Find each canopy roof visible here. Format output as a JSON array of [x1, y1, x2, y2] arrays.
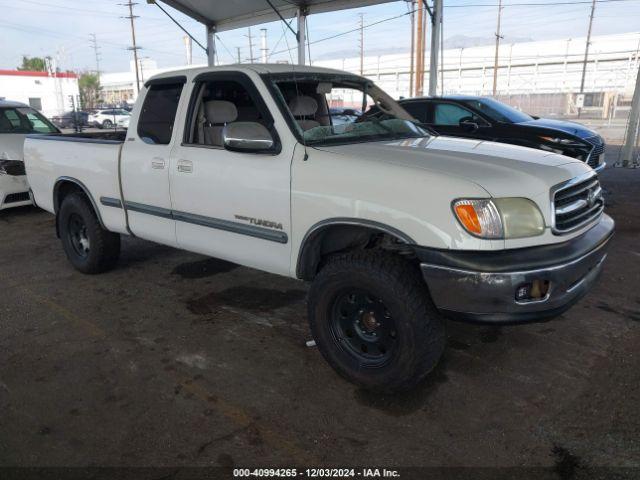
[[157, 0, 396, 31]]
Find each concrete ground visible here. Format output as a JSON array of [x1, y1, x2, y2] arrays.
[[1, 164, 639, 478]]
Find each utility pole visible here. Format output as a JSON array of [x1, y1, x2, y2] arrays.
[[122, 1, 141, 94], [358, 13, 364, 76], [621, 62, 640, 167], [492, 0, 503, 96], [578, 0, 596, 116], [89, 33, 101, 75], [246, 27, 255, 63], [236, 47, 242, 63]]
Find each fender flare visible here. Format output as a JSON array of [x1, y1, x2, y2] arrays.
[[296, 217, 416, 280], [53, 176, 107, 232]]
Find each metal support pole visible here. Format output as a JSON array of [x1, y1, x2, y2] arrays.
[[409, 1, 415, 98], [621, 62, 640, 167], [428, 0, 442, 96], [415, 0, 424, 96], [206, 24, 216, 67], [297, 8, 306, 65]]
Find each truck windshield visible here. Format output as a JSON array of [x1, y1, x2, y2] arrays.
[[267, 73, 429, 146], [0, 107, 58, 134]]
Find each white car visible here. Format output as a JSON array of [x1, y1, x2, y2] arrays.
[[0, 100, 59, 210], [88, 109, 130, 129], [116, 116, 130, 129], [24, 65, 613, 391]]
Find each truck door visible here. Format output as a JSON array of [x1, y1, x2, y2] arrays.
[[120, 78, 186, 246], [169, 72, 292, 276]]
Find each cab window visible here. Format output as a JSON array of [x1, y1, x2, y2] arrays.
[[137, 82, 184, 145], [185, 74, 274, 149]]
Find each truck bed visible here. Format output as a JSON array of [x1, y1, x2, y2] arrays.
[[23, 131, 129, 235]]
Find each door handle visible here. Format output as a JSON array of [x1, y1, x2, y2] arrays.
[[151, 157, 165, 169], [177, 159, 193, 173]]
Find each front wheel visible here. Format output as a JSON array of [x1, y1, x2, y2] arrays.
[[102, 119, 113, 129], [58, 193, 120, 274], [308, 251, 446, 392]]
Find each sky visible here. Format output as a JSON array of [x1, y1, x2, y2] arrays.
[[0, 0, 639, 74]]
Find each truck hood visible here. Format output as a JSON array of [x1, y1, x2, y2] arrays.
[[315, 135, 591, 197], [0, 134, 27, 161], [516, 118, 598, 139]]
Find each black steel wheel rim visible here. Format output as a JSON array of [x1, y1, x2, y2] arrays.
[[330, 289, 397, 366], [68, 213, 90, 258]]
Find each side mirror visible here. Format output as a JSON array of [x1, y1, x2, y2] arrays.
[[222, 122, 275, 153], [459, 119, 479, 131]]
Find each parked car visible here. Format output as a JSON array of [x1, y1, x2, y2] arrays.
[[368, 96, 606, 171], [88, 109, 131, 129], [24, 65, 613, 392], [51, 110, 90, 129], [329, 107, 361, 125], [116, 116, 130, 129], [0, 100, 59, 210]]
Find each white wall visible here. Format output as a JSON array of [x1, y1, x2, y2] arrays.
[[0, 73, 80, 118]]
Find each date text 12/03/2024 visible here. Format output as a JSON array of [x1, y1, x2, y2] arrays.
[[233, 468, 401, 478]]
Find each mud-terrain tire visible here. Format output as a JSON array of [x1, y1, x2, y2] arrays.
[[308, 251, 446, 392], [58, 192, 120, 274]]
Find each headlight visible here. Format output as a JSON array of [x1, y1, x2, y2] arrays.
[[539, 136, 584, 147], [453, 198, 545, 239]]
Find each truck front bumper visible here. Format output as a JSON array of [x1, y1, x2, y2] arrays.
[[418, 214, 614, 324]]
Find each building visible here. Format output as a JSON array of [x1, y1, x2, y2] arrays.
[[100, 59, 180, 105], [0, 69, 80, 118], [314, 32, 640, 119], [99, 32, 639, 119]]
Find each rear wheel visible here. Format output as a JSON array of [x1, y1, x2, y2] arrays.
[[308, 251, 446, 392], [102, 119, 113, 129], [58, 193, 120, 274]]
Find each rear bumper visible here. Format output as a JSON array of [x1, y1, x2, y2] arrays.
[[418, 214, 614, 324]]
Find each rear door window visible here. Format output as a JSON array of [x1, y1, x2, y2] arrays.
[[137, 82, 184, 145]]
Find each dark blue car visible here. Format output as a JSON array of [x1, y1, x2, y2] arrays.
[[384, 96, 605, 172]]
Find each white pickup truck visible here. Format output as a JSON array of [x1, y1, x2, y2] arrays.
[[24, 65, 614, 392]]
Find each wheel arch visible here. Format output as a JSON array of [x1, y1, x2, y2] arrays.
[[53, 177, 106, 236], [296, 218, 416, 281]]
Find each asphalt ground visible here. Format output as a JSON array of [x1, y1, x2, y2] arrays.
[[0, 157, 638, 480]]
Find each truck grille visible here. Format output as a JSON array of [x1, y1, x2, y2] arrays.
[[552, 174, 603, 234], [584, 135, 605, 169], [4, 192, 30, 204]]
